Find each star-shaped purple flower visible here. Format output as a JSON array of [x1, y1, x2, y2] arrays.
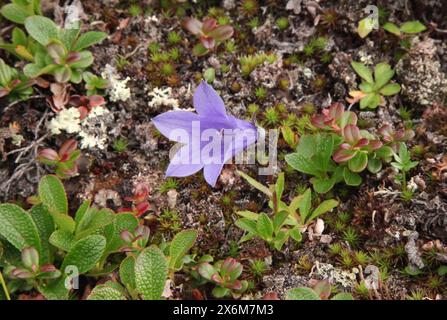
[[152, 81, 257, 187]]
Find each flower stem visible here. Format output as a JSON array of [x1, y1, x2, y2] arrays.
[[0, 269, 11, 300]]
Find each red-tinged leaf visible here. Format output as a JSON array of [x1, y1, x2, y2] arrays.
[[262, 292, 280, 300], [202, 18, 217, 34], [78, 106, 89, 120], [333, 148, 356, 163], [208, 25, 234, 41], [354, 138, 369, 148], [0, 87, 10, 97], [343, 124, 360, 144], [38, 148, 59, 162], [59, 139, 78, 158], [89, 95, 105, 107], [368, 140, 383, 150], [66, 52, 81, 64], [200, 36, 215, 50], [183, 18, 203, 35], [311, 114, 326, 128]]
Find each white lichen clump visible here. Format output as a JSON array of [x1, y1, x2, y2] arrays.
[[101, 64, 131, 102], [47, 106, 111, 150], [148, 87, 179, 109], [48, 108, 81, 135]]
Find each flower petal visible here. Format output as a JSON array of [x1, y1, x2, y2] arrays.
[[193, 81, 228, 118], [166, 144, 204, 177], [152, 111, 201, 142]]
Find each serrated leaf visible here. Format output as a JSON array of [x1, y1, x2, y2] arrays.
[[61, 235, 106, 274], [75, 208, 114, 240], [0, 204, 41, 255], [25, 16, 59, 46], [102, 213, 139, 255], [135, 246, 168, 300], [38, 175, 68, 215], [286, 287, 320, 300], [285, 153, 319, 176], [374, 62, 394, 89], [119, 255, 136, 291], [49, 230, 75, 252], [38, 277, 70, 300], [169, 230, 198, 270], [351, 61, 373, 84], [380, 83, 400, 96], [87, 284, 126, 300], [29, 204, 54, 264]]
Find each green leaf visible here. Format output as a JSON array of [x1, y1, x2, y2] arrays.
[[1, 4, 30, 24], [311, 177, 335, 194], [103, 213, 139, 255], [50, 212, 75, 233], [256, 213, 274, 241], [24, 16, 59, 46], [286, 287, 320, 300], [343, 167, 362, 186], [367, 158, 382, 173], [168, 230, 198, 270], [75, 208, 114, 240], [285, 153, 319, 176], [29, 204, 54, 264], [348, 152, 368, 172], [74, 200, 91, 225], [275, 172, 285, 201], [61, 235, 106, 274], [273, 211, 289, 234], [49, 230, 75, 252], [437, 265, 447, 276], [119, 255, 136, 291], [298, 189, 312, 222], [357, 17, 375, 38], [308, 199, 338, 222], [38, 277, 70, 300], [192, 43, 208, 56], [0, 204, 41, 254], [383, 22, 401, 36], [360, 93, 380, 109], [314, 134, 334, 171], [236, 210, 259, 221], [72, 31, 107, 51], [88, 284, 126, 300], [289, 228, 302, 242], [273, 230, 289, 250], [135, 246, 168, 300], [380, 83, 400, 96], [38, 175, 68, 215], [237, 171, 272, 197], [351, 61, 373, 84], [331, 292, 354, 300], [400, 21, 426, 34], [235, 218, 257, 234], [374, 62, 394, 89]]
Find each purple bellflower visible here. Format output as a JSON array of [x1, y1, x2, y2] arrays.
[[152, 81, 257, 187]]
